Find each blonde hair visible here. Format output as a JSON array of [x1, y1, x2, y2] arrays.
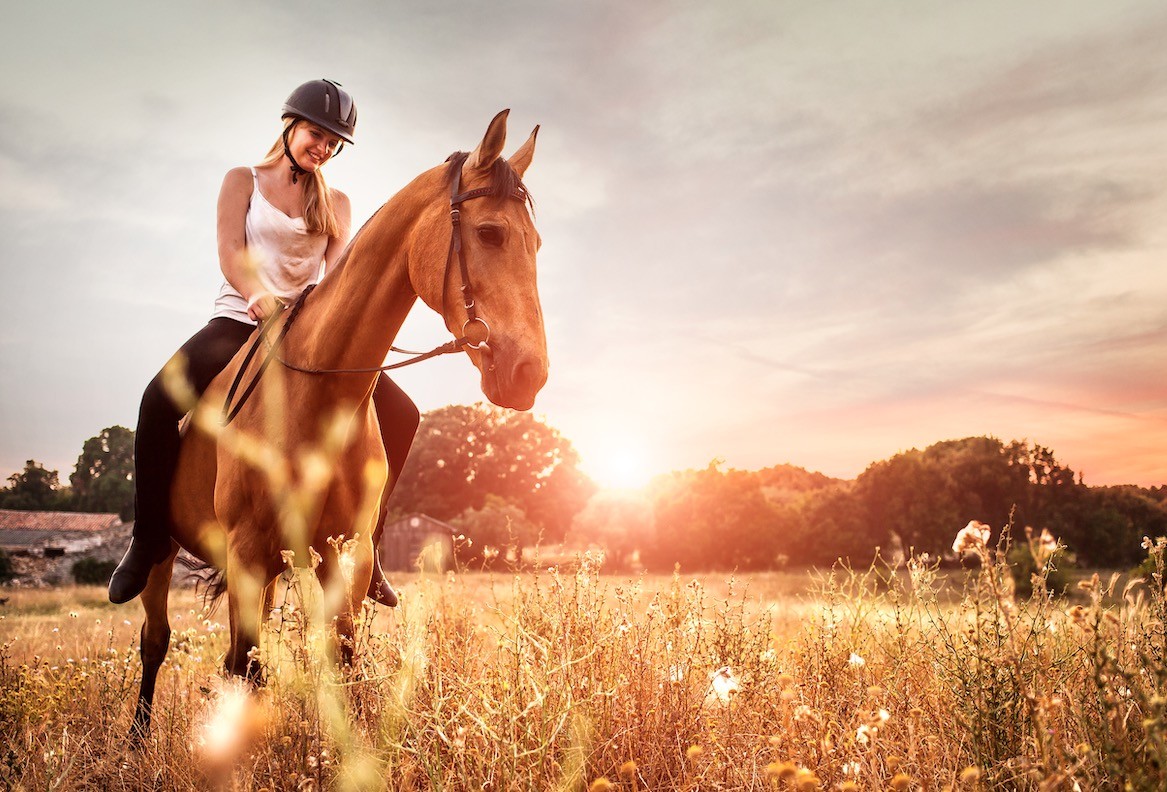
[[259, 117, 342, 238]]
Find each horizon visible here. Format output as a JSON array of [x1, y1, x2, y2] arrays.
[[2, 1, 1165, 491]]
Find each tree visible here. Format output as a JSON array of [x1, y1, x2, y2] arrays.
[[571, 489, 653, 570], [450, 494, 539, 567], [391, 404, 596, 552], [0, 460, 70, 511], [70, 426, 135, 520], [785, 483, 880, 567], [641, 462, 783, 572]]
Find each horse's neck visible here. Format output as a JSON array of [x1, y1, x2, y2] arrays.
[[291, 173, 439, 381]]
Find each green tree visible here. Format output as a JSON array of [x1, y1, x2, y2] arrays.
[[570, 489, 653, 570], [69, 426, 135, 519], [0, 460, 69, 511], [450, 494, 538, 567], [392, 404, 595, 552], [641, 462, 782, 572], [786, 482, 880, 566]]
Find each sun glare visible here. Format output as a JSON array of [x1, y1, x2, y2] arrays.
[[582, 436, 655, 491]]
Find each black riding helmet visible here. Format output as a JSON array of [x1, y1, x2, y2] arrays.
[[281, 79, 357, 182], [282, 78, 357, 144]]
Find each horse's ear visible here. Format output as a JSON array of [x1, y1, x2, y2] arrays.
[[468, 109, 509, 170], [508, 125, 539, 179]]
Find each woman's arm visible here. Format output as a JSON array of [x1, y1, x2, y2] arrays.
[[217, 167, 279, 321], [322, 188, 352, 273]]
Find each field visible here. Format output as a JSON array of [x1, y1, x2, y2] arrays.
[[1, 539, 1165, 791]]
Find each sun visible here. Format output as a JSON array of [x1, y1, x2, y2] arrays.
[[581, 437, 654, 491]]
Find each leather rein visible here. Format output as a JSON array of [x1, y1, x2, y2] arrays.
[[221, 151, 526, 426]]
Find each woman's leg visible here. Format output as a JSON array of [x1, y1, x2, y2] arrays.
[[367, 373, 420, 606], [109, 318, 255, 603]]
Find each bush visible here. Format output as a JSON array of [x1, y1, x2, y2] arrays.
[[1008, 543, 1071, 598], [0, 549, 12, 583], [71, 557, 117, 585]]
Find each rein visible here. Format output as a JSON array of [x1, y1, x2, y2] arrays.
[[220, 151, 526, 426]]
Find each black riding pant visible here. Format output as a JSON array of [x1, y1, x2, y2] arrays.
[[132, 317, 420, 545]]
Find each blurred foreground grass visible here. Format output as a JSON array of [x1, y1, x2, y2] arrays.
[[1, 546, 1165, 790]]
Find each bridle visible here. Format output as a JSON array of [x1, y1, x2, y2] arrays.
[[221, 151, 528, 426]]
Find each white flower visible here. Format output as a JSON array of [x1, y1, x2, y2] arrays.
[[953, 521, 992, 555], [707, 666, 740, 704], [848, 652, 866, 668], [842, 761, 862, 777], [856, 723, 873, 746]]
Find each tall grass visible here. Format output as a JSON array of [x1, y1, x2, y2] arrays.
[[2, 531, 1165, 790]]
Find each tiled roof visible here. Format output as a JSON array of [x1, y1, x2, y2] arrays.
[[0, 510, 122, 533]]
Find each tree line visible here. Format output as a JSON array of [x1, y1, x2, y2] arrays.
[[4, 410, 1165, 571], [1, 426, 135, 520]]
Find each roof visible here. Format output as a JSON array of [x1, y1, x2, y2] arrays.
[[383, 513, 454, 534], [0, 510, 122, 533]]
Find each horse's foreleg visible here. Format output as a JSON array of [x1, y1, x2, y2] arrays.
[[130, 545, 179, 742], [318, 539, 373, 667], [224, 555, 269, 685]]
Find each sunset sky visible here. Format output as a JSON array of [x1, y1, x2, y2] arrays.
[[2, 1, 1165, 490]]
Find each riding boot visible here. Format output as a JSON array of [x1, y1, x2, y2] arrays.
[[108, 533, 170, 604], [366, 525, 399, 607]]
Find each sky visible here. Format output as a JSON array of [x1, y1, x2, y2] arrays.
[[1, 0, 1165, 491]]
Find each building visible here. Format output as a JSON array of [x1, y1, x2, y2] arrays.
[[0, 509, 125, 557], [379, 513, 455, 572]]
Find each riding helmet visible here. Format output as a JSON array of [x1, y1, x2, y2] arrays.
[[281, 79, 357, 144]]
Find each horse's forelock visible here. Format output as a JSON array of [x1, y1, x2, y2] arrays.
[[447, 151, 534, 210]]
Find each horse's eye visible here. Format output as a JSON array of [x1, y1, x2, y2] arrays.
[[476, 226, 504, 247]]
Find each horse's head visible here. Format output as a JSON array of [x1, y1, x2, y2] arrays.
[[410, 110, 548, 411]]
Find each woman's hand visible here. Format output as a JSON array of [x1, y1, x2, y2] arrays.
[[246, 291, 282, 322]]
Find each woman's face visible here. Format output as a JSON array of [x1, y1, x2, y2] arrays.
[[289, 122, 343, 172]]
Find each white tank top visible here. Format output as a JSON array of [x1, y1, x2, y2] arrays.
[[211, 168, 329, 324]]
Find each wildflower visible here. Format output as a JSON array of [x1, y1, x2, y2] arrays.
[[958, 766, 981, 785], [877, 708, 891, 724], [953, 521, 991, 556], [848, 652, 865, 668], [889, 773, 911, 790], [856, 724, 873, 746], [794, 704, 813, 721], [1031, 527, 1058, 565], [588, 779, 613, 792], [840, 783, 859, 792], [685, 745, 703, 761], [707, 666, 740, 704], [842, 760, 862, 776], [618, 761, 637, 780], [764, 761, 797, 781], [794, 768, 821, 790]]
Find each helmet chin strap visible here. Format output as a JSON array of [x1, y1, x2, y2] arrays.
[[282, 124, 308, 184]]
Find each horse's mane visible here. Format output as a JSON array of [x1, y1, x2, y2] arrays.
[[327, 152, 534, 278]]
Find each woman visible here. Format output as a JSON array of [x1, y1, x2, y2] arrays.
[[109, 79, 417, 606]]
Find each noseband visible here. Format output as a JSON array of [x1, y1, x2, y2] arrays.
[[221, 151, 528, 426]]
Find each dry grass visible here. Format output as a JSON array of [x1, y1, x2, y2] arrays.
[[2, 537, 1165, 791]]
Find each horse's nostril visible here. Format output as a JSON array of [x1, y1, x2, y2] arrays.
[[512, 359, 547, 394]]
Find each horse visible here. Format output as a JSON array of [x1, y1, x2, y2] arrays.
[[129, 110, 547, 738]]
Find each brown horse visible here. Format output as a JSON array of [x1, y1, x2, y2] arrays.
[[130, 111, 547, 737]]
